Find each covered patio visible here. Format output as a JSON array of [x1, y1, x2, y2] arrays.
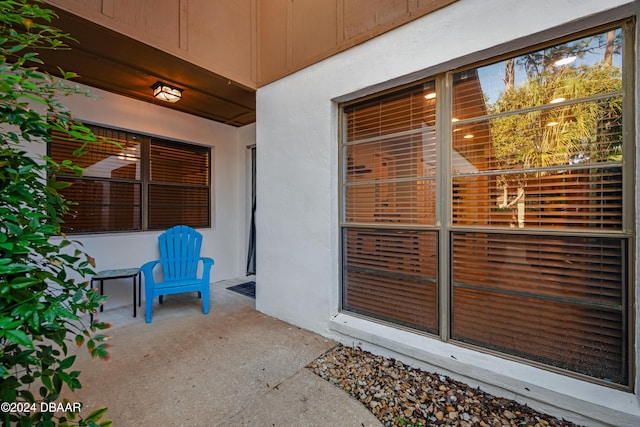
[[17, 1, 640, 425], [67, 280, 586, 426], [65, 279, 381, 426]]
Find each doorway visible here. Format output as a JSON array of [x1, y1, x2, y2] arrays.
[[246, 145, 256, 275]]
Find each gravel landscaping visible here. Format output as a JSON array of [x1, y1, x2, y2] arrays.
[[307, 345, 581, 427]]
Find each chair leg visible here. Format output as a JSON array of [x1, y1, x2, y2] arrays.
[[145, 294, 153, 323], [202, 287, 210, 315]]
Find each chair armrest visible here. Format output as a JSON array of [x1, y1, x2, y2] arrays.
[[200, 257, 214, 282], [140, 260, 160, 285], [200, 257, 215, 268]]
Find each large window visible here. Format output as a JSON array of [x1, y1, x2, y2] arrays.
[[340, 23, 633, 386], [50, 124, 211, 233]]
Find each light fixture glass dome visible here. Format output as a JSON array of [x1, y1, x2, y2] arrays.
[[152, 81, 183, 103]]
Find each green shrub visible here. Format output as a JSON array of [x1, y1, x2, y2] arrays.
[[1, 1, 111, 425]]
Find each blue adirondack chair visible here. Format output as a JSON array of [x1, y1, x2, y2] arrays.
[[141, 225, 214, 323]]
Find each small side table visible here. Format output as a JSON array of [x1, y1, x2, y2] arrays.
[[91, 268, 141, 318]]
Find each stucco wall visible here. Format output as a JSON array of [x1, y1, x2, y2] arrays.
[[255, 0, 640, 425], [28, 83, 252, 309]]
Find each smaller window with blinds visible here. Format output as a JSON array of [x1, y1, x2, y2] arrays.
[[148, 139, 210, 229], [49, 124, 211, 233]]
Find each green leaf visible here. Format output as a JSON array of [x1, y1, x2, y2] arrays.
[[18, 164, 34, 173], [20, 93, 47, 104], [3, 329, 34, 348], [59, 355, 76, 370], [58, 68, 79, 80], [10, 43, 25, 52], [84, 407, 108, 423], [4, 221, 22, 236], [59, 239, 72, 249], [0, 317, 21, 329], [9, 276, 40, 289]]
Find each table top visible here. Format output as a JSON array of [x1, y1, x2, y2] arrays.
[[93, 268, 140, 280]]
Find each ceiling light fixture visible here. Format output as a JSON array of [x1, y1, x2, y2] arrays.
[[152, 81, 183, 103], [425, 92, 436, 100]]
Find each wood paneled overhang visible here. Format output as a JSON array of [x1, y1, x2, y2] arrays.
[[38, 6, 256, 127]]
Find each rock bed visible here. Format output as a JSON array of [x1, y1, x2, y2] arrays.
[[306, 345, 581, 427]]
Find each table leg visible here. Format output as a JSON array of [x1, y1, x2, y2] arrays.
[[99, 279, 104, 312], [133, 274, 137, 318], [90, 278, 95, 323]]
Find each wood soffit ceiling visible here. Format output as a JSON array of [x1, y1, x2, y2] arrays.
[[37, 7, 256, 127]]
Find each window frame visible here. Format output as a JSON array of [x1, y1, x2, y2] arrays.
[[338, 19, 635, 389], [49, 123, 212, 234]]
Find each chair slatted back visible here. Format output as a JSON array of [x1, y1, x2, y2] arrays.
[[157, 225, 203, 281]]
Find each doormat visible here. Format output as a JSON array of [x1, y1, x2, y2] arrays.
[[226, 281, 255, 299]]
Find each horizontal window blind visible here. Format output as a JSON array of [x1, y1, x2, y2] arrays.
[[344, 97, 437, 226], [150, 140, 209, 185], [343, 229, 438, 332], [448, 26, 629, 385], [344, 82, 436, 141], [452, 25, 623, 118], [148, 140, 210, 229], [453, 167, 622, 229], [50, 125, 211, 233], [451, 232, 626, 384], [345, 179, 436, 224], [148, 185, 209, 229], [452, 99, 623, 173], [346, 133, 436, 182], [50, 127, 143, 233], [341, 81, 439, 333], [50, 129, 142, 180], [340, 24, 631, 386], [59, 179, 141, 232]]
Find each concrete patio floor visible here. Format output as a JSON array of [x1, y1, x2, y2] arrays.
[[65, 279, 382, 426]]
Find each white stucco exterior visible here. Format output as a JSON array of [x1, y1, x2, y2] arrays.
[[255, 0, 640, 425], [28, 84, 254, 308]]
